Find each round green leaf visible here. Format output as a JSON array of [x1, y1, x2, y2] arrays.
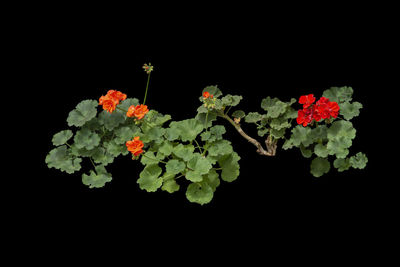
[[52, 130, 73, 146]]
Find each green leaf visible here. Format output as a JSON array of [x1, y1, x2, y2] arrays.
[[197, 105, 209, 114], [339, 101, 363, 120], [310, 125, 328, 142], [91, 147, 115, 166], [326, 136, 351, 158], [207, 140, 233, 157], [261, 97, 288, 118], [349, 152, 368, 169], [200, 125, 226, 142], [257, 127, 268, 137], [290, 125, 313, 147], [81, 117, 101, 131], [52, 130, 73, 146], [158, 141, 174, 156], [82, 165, 112, 188], [185, 171, 203, 182], [73, 128, 100, 150], [270, 128, 286, 139], [186, 182, 213, 205], [232, 110, 246, 118], [169, 118, 204, 142], [282, 139, 294, 150], [143, 126, 166, 142], [172, 144, 195, 161], [266, 101, 287, 118], [202, 85, 222, 98], [270, 117, 291, 130], [165, 159, 186, 175], [45, 146, 82, 174], [261, 96, 279, 111], [161, 173, 180, 193], [137, 164, 163, 192], [221, 94, 242, 107], [140, 151, 164, 166], [245, 112, 262, 123], [98, 111, 125, 131], [164, 126, 180, 141], [314, 143, 329, 158], [104, 140, 126, 157], [117, 98, 140, 111], [322, 86, 353, 104], [203, 170, 220, 192], [218, 152, 240, 182], [310, 157, 331, 177], [300, 144, 313, 158], [284, 107, 298, 119], [333, 158, 351, 172], [67, 100, 98, 127], [187, 153, 212, 175], [195, 111, 217, 128], [114, 126, 140, 145]]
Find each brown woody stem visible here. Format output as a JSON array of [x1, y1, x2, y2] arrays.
[[218, 111, 277, 156]]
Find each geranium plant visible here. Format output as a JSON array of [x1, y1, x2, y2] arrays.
[[45, 63, 368, 205]]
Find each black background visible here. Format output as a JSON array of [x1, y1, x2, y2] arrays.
[[15, 5, 389, 248]]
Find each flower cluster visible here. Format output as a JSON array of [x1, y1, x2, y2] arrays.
[[202, 91, 216, 108], [99, 90, 127, 113], [126, 104, 149, 120], [296, 94, 340, 126], [126, 136, 144, 157], [203, 91, 213, 99], [143, 63, 154, 74]]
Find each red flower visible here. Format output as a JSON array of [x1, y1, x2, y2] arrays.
[[296, 105, 320, 126], [203, 91, 213, 99], [315, 97, 340, 119], [296, 94, 340, 126], [299, 94, 316, 108]]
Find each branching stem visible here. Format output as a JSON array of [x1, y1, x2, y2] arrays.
[[217, 111, 277, 156]]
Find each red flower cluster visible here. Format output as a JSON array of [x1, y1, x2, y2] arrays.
[[296, 94, 340, 126], [99, 90, 127, 113], [203, 91, 213, 99]]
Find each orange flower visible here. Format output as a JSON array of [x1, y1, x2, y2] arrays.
[[203, 91, 213, 99], [99, 95, 118, 113], [99, 90, 127, 113], [126, 136, 144, 156], [126, 104, 149, 120], [107, 90, 127, 102]]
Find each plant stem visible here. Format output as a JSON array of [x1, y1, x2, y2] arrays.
[[217, 111, 276, 156], [204, 110, 209, 129], [225, 106, 232, 116], [193, 139, 203, 154], [143, 72, 151, 105], [89, 157, 97, 170]]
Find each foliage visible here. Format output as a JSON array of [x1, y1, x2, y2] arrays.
[[46, 65, 368, 205]]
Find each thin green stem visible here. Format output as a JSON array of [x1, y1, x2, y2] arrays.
[[175, 174, 184, 179], [213, 167, 222, 170], [193, 139, 203, 154], [89, 157, 97, 170], [143, 72, 151, 105], [65, 142, 71, 148], [225, 106, 232, 116], [204, 110, 209, 129]]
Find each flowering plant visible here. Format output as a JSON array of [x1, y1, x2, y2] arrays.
[[45, 63, 368, 204]]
